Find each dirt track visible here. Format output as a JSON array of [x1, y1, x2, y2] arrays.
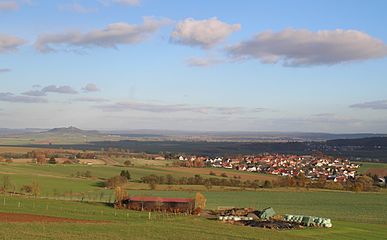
[[0, 212, 106, 223]]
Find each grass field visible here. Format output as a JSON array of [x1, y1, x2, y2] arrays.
[[0, 159, 386, 239], [0, 162, 279, 198], [0, 190, 386, 240], [355, 162, 387, 174], [0, 146, 47, 154]]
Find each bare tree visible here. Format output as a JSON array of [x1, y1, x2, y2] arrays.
[[31, 180, 41, 198], [195, 192, 206, 210]]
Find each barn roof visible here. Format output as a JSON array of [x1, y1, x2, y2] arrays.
[[128, 196, 194, 203]]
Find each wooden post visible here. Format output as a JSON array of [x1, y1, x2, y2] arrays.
[[148, 212, 151, 220]]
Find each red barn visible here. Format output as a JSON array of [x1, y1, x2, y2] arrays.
[[119, 196, 195, 213]]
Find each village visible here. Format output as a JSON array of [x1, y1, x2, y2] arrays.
[[178, 154, 360, 182]]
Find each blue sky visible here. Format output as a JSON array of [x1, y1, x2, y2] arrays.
[[1, 0, 387, 133]]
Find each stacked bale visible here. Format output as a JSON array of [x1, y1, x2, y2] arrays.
[[283, 214, 332, 228], [219, 216, 254, 221]]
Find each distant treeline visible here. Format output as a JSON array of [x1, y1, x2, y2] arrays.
[[140, 174, 383, 192], [13, 141, 312, 156], [327, 137, 387, 147], [5, 136, 387, 163]]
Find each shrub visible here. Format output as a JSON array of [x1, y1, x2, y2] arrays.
[[149, 182, 157, 190], [105, 175, 128, 189], [20, 185, 33, 193], [123, 160, 132, 166], [48, 157, 57, 164], [84, 170, 92, 178], [120, 170, 131, 180], [74, 171, 92, 178], [263, 180, 273, 188]]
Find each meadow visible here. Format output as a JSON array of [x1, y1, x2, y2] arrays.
[[0, 190, 386, 240], [355, 161, 387, 174], [0, 149, 386, 239], [0, 161, 279, 198]]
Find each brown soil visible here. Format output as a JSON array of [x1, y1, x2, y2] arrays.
[[0, 212, 107, 223], [366, 168, 387, 177]]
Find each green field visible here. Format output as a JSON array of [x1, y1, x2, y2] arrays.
[[0, 162, 386, 239], [355, 162, 387, 174], [0, 190, 386, 240], [0, 162, 277, 198]]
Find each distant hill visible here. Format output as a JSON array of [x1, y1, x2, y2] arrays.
[[1, 127, 387, 142], [104, 129, 386, 142], [0, 128, 47, 136], [46, 127, 100, 135], [0, 127, 121, 145]]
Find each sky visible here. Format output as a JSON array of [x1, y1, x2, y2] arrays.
[[1, 0, 387, 133]]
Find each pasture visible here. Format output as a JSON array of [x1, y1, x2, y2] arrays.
[[0, 162, 279, 198], [0, 190, 386, 240], [356, 162, 387, 174], [0, 156, 386, 239]]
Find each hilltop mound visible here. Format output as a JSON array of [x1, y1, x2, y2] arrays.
[[46, 127, 100, 135]]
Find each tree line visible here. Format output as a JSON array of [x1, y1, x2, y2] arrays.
[[140, 173, 382, 192], [140, 174, 273, 190]]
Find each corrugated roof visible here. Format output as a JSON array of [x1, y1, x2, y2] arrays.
[[128, 196, 194, 203]]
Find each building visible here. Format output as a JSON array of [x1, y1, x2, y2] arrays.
[[119, 196, 195, 213]]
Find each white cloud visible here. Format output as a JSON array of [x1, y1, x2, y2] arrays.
[[99, 0, 140, 6], [22, 90, 46, 96], [59, 3, 97, 14], [72, 97, 109, 102], [0, 33, 25, 53], [227, 29, 387, 66], [96, 102, 202, 113], [112, 0, 139, 6], [82, 83, 100, 92], [95, 101, 265, 115], [171, 17, 240, 48], [0, 1, 19, 11], [35, 17, 171, 53], [350, 100, 387, 110], [0, 68, 11, 73], [41, 85, 78, 94], [22, 85, 78, 96], [186, 56, 224, 67], [0, 0, 33, 12], [0, 92, 47, 103]]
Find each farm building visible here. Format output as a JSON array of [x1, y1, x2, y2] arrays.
[[118, 196, 195, 213]]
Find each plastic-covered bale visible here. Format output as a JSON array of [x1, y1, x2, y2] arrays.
[[259, 207, 276, 220], [247, 213, 259, 220], [302, 216, 315, 227]]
